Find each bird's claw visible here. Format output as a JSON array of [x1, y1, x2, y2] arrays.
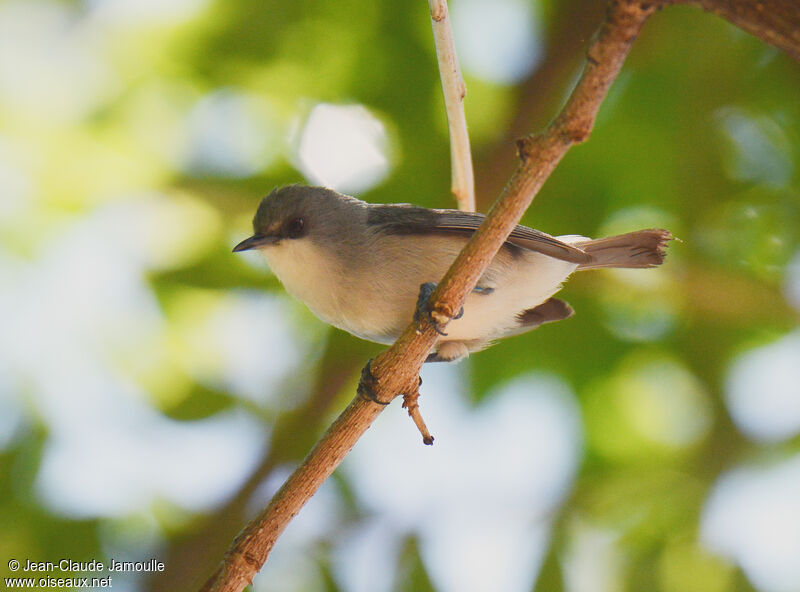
[[431, 322, 449, 336], [357, 359, 390, 405], [414, 282, 463, 336]]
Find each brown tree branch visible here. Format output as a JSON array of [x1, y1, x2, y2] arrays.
[[429, 0, 476, 211], [200, 2, 658, 590], [147, 335, 365, 592], [677, 0, 800, 63], [201, 0, 800, 590], [475, 0, 608, 210], [475, 0, 800, 211]]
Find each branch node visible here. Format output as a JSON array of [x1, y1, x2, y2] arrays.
[[430, 1, 446, 22], [515, 134, 541, 163], [243, 552, 261, 570], [562, 122, 592, 144]]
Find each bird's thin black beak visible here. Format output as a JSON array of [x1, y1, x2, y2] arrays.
[[232, 234, 279, 252]]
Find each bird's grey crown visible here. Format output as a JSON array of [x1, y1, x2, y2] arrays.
[[252, 185, 366, 241]]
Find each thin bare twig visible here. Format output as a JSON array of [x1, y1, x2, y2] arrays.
[[429, 0, 476, 211], [200, 2, 658, 590]]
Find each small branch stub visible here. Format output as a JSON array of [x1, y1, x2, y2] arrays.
[[403, 377, 435, 445]]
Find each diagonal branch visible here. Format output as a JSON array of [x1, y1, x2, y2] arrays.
[[201, 0, 800, 590], [200, 2, 658, 590], [429, 0, 476, 211], [677, 0, 800, 63]]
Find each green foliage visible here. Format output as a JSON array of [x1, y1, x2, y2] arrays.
[[1, 1, 798, 591]]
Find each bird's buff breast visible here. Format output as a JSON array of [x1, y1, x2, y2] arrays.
[[260, 240, 400, 344]]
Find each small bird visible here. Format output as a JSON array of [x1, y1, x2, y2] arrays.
[[234, 185, 671, 362]]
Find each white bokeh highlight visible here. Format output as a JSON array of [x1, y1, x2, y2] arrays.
[[0, 0, 117, 123], [183, 90, 278, 178], [252, 467, 343, 592], [725, 331, 800, 442], [701, 454, 800, 592], [295, 103, 391, 194], [186, 292, 311, 406], [451, 0, 542, 85], [0, 199, 307, 517], [423, 514, 549, 592], [717, 107, 794, 188], [335, 364, 583, 592], [330, 519, 403, 592], [626, 357, 712, 448], [0, 137, 35, 220], [86, 0, 210, 27], [37, 404, 265, 517]]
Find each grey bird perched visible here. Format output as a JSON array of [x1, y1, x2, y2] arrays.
[[234, 185, 671, 362]]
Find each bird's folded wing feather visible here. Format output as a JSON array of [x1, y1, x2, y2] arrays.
[[367, 205, 591, 264]]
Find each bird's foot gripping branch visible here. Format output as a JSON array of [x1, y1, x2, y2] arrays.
[[414, 281, 464, 337], [356, 359, 389, 406]]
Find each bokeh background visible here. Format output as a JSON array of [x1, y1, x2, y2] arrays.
[[1, 0, 799, 591]]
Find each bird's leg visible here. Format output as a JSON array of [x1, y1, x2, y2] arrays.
[[402, 375, 434, 445], [357, 359, 390, 405], [414, 282, 464, 336]]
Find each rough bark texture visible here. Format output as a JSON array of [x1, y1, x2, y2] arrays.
[[200, 397, 386, 592], [200, 1, 800, 590]]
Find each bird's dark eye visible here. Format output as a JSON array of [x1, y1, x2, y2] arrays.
[[287, 217, 305, 238]]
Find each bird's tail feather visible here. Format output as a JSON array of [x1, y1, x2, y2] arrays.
[[572, 229, 672, 270]]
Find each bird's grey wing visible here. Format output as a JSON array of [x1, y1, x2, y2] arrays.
[[366, 205, 591, 264]]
